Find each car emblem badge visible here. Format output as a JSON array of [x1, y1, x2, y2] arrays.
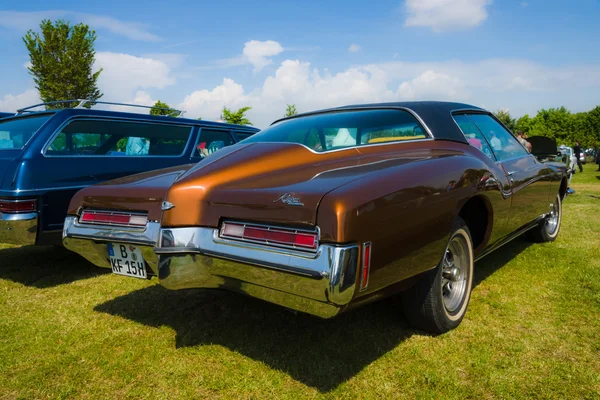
[[274, 193, 304, 206], [161, 201, 175, 211]]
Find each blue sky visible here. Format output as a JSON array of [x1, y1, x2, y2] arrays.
[[1, 0, 599, 127]]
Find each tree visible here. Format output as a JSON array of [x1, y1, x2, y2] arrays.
[[515, 114, 532, 135], [284, 104, 298, 117], [221, 106, 252, 125], [149, 100, 180, 117], [23, 19, 102, 108], [493, 108, 516, 132]]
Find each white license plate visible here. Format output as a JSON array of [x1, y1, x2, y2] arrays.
[[107, 243, 147, 279]]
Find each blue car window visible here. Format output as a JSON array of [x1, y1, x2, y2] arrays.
[[45, 119, 193, 156], [0, 115, 52, 150], [194, 130, 234, 158]]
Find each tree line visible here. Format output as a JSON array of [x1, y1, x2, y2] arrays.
[[21, 19, 600, 141], [494, 107, 600, 149]]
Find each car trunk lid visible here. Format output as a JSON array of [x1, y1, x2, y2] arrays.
[[163, 142, 428, 228], [68, 164, 195, 222]]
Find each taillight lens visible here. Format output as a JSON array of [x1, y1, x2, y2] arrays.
[[221, 222, 318, 251], [80, 210, 148, 227], [0, 199, 37, 213], [360, 242, 372, 291]]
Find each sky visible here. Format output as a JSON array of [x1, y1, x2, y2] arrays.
[[1, 0, 599, 128]]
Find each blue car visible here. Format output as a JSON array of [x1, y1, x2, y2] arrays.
[[0, 101, 259, 247], [0, 112, 14, 119]]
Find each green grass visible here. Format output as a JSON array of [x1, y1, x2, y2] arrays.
[[1, 167, 600, 399]]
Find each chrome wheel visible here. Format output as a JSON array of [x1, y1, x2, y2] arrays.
[[545, 201, 560, 235], [441, 236, 469, 314]]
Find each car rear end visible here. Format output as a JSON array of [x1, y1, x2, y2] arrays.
[[0, 113, 54, 245], [62, 107, 435, 318]]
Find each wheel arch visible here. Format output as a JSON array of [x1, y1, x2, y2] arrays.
[[457, 194, 493, 256]]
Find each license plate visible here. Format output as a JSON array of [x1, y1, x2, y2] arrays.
[[107, 243, 147, 279]]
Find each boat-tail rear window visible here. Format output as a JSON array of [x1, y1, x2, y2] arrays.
[[0, 115, 52, 150], [45, 119, 193, 157], [242, 109, 429, 152]]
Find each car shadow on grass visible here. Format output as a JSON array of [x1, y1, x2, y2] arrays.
[[0, 245, 109, 288], [95, 286, 414, 392], [94, 237, 533, 392]]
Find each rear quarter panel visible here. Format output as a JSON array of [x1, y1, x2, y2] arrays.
[[317, 141, 512, 299]]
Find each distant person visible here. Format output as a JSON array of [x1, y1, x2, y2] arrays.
[[466, 133, 482, 150], [516, 131, 532, 153], [126, 137, 150, 156], [573, 141, 584, 173], [488, 130, 502, 152]]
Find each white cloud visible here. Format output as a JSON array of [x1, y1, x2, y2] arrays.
[[348, 44, 361, 53], [242, 40, 285, 72], [0, 10, 159, 41], [404, 0, 492, 32], [95, 52, 176, 101], [178, 57, 600, 128], [214, 40, 285, 72], [179, 78, 248, 120], [0, 89, 40, 112], [397, 70, 465, 100]]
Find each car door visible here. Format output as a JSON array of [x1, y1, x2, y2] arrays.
[[466, 113, 552, 234], [35, 117, 195, 232]]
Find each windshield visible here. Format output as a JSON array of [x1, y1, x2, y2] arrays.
[[0, 115, 52, 150], [243, 109, 428, 152]]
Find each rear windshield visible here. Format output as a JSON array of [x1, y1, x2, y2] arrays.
[[242, 109, 428, 152], [0, 115, 52, 150]]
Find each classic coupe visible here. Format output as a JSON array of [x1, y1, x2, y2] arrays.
[[63, 102, 568, 333], [0, 100, 258, 247]]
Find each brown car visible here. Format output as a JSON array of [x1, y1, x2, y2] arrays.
[[63, 102, 568, 333]]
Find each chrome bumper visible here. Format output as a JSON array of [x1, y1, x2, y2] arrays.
[[62, 216, 359, 318], [0, 212, 38, 246]]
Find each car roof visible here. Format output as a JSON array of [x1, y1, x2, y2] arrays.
[[271, 101, 486, 143], [2, 108, 259, 132]]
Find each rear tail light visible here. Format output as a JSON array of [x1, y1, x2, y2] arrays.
[[0, 199, 37, 213], [360, 242, 372, 291], [79, 210, 148, 227], [220, 222, 318, 251]]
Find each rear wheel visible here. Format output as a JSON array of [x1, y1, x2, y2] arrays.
[[529, 193, 562, 243], [402, 217, 474, 334]]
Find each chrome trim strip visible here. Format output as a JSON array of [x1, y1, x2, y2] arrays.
[[41, 115, 195, 158], [269, 138, 434, 156], [62, 216, 160, 246], [0, 212, 37, 221]]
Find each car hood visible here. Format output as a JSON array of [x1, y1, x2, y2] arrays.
[[161, 142, 431, 228], [67, 163, 195, 221]]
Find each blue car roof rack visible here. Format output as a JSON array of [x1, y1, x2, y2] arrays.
[[16, 99, 185, 117]]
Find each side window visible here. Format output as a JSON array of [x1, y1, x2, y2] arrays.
[[45, 119, 192, 156], [234, 131, 254, 141], [194, 129, 235, 158], [452, 114, 494, 160], [466, 114, 528, 161]]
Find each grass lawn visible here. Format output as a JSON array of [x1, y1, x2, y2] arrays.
[[1, 167, 600, 399]]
